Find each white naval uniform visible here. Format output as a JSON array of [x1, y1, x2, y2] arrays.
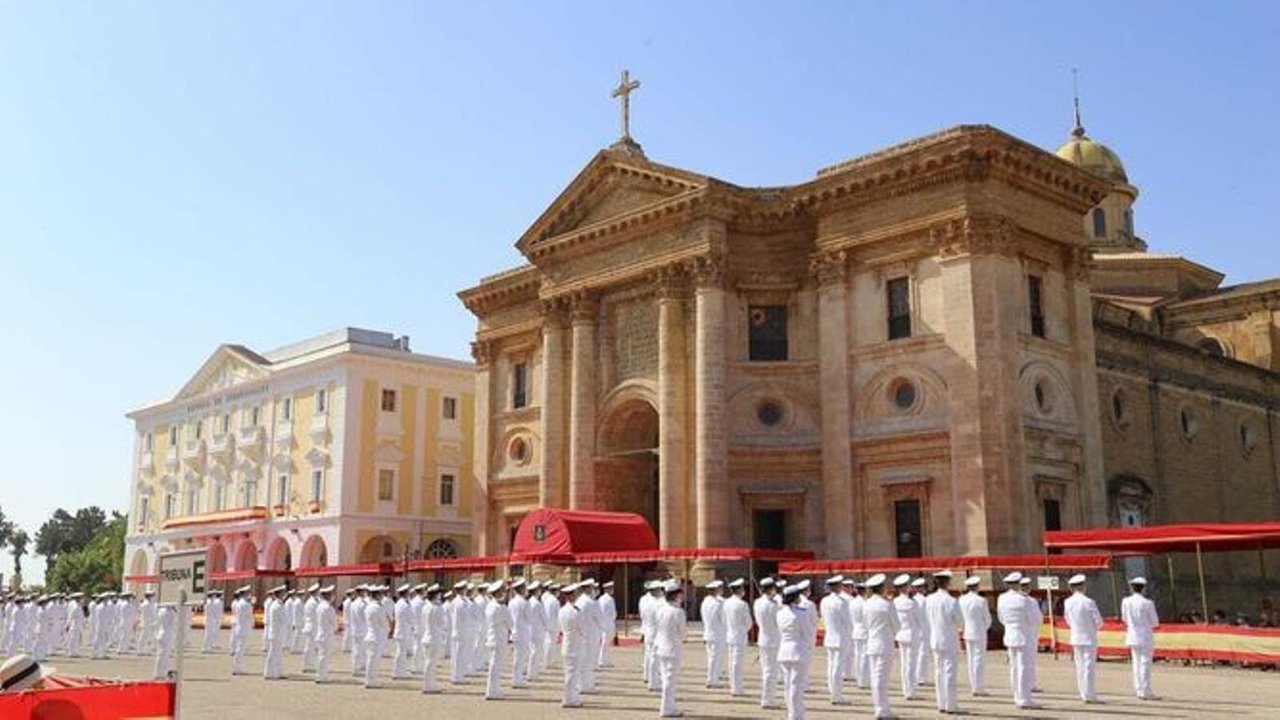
[[753, 593, 782, 709], [925, 588, 964, 713], [526, 590, 547, 679], [229, 597, 252, 675], [1064, 589, 1104, 702], [153, 604, 177, 679], [67, 602, 87, 656], [558, 600, 584, 708], [449, 596, 471, 683], [264, 597, 287, 680], [1025, 591, 1043, 690], [597, 590, 618, 668], [653, 599, 687, 718], [90, 600, 110, 659], [639, 592, 661, 689], [777, 602, 818, 720], [846, 591, 868, 687], [1121, 590, 1159, 699], [723, 593, 752, 697], [959, 589, 991, 695], [202, 595, 224, 652], [893, 592, 920, 699], [997, 588, 1035, 708], [699, 594, 726, 687], [341, 595, 354, 653], [364, 599, 389, 687], [300, 595, 318, 672], [314, 599, 337, 683], [484, 599, 512, 700], [419, 599, 447, 693], [819, 591, 851, 704], [392, 596, 414, 679], [864, 593, 900, 719], [408, 594, 425, 673], [576, 593, 603, 692], [509, 592, 532, 687], [348, 596, 368, 676], [541, 590, 560, 670]]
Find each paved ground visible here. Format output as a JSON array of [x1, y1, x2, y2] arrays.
[[46, 641, 1280, 719]]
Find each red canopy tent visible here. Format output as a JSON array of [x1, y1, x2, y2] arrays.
[[510, 508, 658, 564], [780, 553, 1112, 576], [1045, 521, 1280, 623], [294, 563, 399, 578]]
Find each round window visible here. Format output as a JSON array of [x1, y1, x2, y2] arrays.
[[508, 437, 530, 464], [756, 400, 785, 428], [892, 381, 917, 411]]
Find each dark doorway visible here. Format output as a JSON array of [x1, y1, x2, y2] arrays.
[[1043, 498, 1062, 555], [894, 500, 922, 558], [753, 510, 787, 550]]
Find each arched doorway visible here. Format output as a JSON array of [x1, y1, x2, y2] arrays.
[[299, 535, 328, 568], [359, 535, 399, 564], [234, 541, 258, 571], [265, 538, 292, 571], [130, 549, 150, 577], [596, 398, 660, 537], [208, 543, 228, 573]]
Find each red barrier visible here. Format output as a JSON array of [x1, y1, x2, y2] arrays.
[[1038, 619, 1280, 664], [0, 678, 175, 719]]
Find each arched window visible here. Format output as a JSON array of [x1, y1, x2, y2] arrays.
[[426, 538, 460, 559], [1092, 208, 1107, 238], [1123, 209, 1134, 237]]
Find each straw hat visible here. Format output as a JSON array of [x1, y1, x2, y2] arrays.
[[0, 654, 55, 693]]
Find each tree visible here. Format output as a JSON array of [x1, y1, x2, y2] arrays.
[[0, 504, 13, 549], [10, 529, 30, 581], [46, 515, 126, 594], [36, 506, 109, 574]]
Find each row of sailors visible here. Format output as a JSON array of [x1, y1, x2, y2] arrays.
[[1, 591, 161, 662], [197, 577, 620, 702], [644, 570, 1161, 719]]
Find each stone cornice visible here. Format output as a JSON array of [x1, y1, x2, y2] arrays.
[[458, 265, 541, 316]]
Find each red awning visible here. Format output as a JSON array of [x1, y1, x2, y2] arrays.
[[511, 508, 658, 563], [1044, 522, 1280, 554], [208, 568, 294, 581], [293, 563, 398, 578], [123, 574, 159, 584], [406, 556, 509, 572], [570, 548, 816, 565], [779, 553, 1112, 575]]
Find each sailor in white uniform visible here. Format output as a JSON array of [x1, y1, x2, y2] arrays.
[[891, 573, 919, 700], [153, 602, 177, 680], [777, 582, 818, 720], [419, 584, 447, 693], [753, 577, 782, 709], [699, 579, 727, 688], [638, 580, 663, 690], [958, 576, 991, 696], [541, 583, 561, 671], [597, 580, 618, 668], [996, 572, 1036, 709], [300, 584, 320, 673], [507, 578, 533, 688], [723, 578, 753, 697], [1063, 574, 1104, 703], [348, 585, 369, 677], [408, 584, 426, 674], [557, 583, 584, 709], [364, 585, 392, 687], [228, 587, 252, 675], [910, 577, 931, 688], [1019, 575, 1043, 692], [1120, 576, 1160, 700], [391, 584, 415, 679], [818, 575, 851, 705], [313, 586, 338, 684], [653, 579, 688, 719], [842, 578, 867, 688], [863, 574, 899, 720], [263, 586, 288, 680], [483, 580, 512, 700], [924, 570, 964, 714]]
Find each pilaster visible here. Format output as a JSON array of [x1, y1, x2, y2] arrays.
[[692, 255, 729, 549], [812, 250, 855, 557], [539, 298, 569, 508], [655, 265, 689, 548], [568, 292, 599, 510]]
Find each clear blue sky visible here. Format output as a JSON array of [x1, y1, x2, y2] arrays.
[[2, 2, 1277, 585]]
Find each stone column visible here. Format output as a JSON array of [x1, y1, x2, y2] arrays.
[[568, 292, 598, 510], [469, 339, 494, 555], [539, 299, 569, 508], [656, 266, 689, 548], [813, 250, 855, 557], [693, 256, 729, 549]]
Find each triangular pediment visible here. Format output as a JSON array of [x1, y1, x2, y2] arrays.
[[175, 345, 272, 400], [515, 149, 710, 254]]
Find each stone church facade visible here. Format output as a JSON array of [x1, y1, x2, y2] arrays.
[[460, 123, 1279, 602]]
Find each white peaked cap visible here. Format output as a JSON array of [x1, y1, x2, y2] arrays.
[[1068, 574, 1087, 585], [319, 586, 335, 594], [1130, 576, 1147, 585], [643, 580, 660, 590], [910, 578, 926, 588], [306, 583, 320, 593], [527, 581, 541, 591], [797, 579, 811, 591], [510, 578, 526, 589], [487, 580, 505, 593], [562, 582, 579, 593], [728, 578, 745, 589], [705, 580, 724, 589], [453, 581, 468, 590], [602, 581, 614, 588], [759, 577, 776, 588], [932, 570, 952, 579], [825, 575, 845, 586], [397, 584, 411, 593], [841, 578, 856, 586], [781, 584, 802, 598], [663, 580, 682, 593], [964, 576, 982, 588], [426, 584, 441, 593], [1018, 577, 1032, 586], [892, 573, 911, 587], [1003, 572, 1023, 584]]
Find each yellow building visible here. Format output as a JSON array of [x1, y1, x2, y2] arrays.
[[123, 328, 477, 588]]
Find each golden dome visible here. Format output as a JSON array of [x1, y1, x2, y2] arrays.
[[1056, 127, 1128, 184]]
